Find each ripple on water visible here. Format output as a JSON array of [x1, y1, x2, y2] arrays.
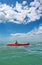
[[0, 42, 42, 60]]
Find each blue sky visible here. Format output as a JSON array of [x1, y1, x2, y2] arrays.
[[0, 0, 42, 43]]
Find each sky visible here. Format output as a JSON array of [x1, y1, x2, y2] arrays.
[[0, 0, 42, 43]]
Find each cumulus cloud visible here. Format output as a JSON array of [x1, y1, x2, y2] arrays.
[[11, 33, 26, 38], [10, 26, 42, 37], [10, 26, 42, 42], [22, 1, 27, 5], [0, 0, 42, 24]]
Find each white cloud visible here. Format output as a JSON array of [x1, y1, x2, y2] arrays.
[[0, 12, 6, 22], [22, 1, 27, 5], [15, 2, 22, 12], [36, 26, 42, 34], [11, 33, 26, 38], [10, 26, 42, 37], [10, 26, 42, 42], [0, 0, 42, 24], [30, 0, 40, 7]]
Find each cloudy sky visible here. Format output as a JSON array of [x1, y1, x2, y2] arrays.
[[0, 0, 42, 43]]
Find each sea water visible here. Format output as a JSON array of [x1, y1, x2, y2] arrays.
[[0, 42, 42, 65]]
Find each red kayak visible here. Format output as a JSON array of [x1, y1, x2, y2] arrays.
[[6, 43, 29, 46]]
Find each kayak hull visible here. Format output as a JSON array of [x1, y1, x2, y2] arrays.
[[6, 43, 29, 46]]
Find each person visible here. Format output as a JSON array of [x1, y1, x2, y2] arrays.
[[15, 40, 18, 44]]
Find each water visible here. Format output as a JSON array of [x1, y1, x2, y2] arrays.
[[0, 42, 42, 65]]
